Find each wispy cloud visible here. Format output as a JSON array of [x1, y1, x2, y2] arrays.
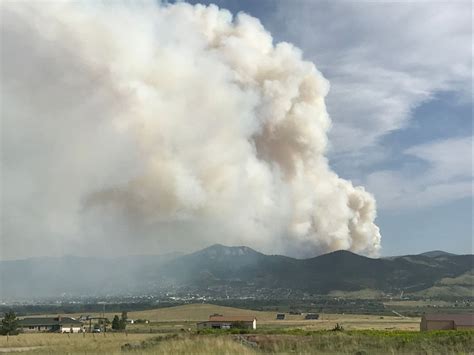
[[404, 136, 472, 183], [271, 1, 471, 154], [365, 136, 473, 210], [269, 1, 472, 211]]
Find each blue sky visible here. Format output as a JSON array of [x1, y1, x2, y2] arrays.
[[180, 0, 472, 256]]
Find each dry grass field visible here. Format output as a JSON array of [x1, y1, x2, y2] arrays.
[[33, 303, 420, 331], [1, 331, 472, 354], [128, 303, 270, 322], [35, 303, 270, 322], [125, 303, 419, 328], [5, 303, 470, 354], [0, 335, 255, 354], [0, 333, 156, 354]]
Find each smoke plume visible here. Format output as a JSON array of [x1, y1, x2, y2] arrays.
[[1, 1, 381, 258]]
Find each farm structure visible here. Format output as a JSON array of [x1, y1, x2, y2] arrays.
[[305, 313, 319, 320], [18, 316, 84, 333], [197, 315, 257, 330], [420, 314, 474, 331]]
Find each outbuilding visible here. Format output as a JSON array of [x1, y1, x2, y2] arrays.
[[197, 315, 257, 330], [420, 314, 474, 331]]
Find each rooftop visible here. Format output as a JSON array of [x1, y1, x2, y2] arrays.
[[19, 317, 83, 326], [208, 315, 256, 322]]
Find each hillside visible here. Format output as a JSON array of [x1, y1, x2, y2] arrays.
[[157, 246, 473, 294], [412, 272, 474, 298], [1, 244, 472, 300]]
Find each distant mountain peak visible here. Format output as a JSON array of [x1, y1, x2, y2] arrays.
[[193, 244, 261, 257], [321, 249, 362, 258], [328, 249, 358, 255], [2, 244, 472, 300], [420, 250, 455, 258]]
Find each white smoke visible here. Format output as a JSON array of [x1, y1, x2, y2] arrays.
[[0, 1, 381, 259]]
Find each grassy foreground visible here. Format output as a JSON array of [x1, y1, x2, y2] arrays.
[[0, 330, 472, 354], [0, 333, 155, 354], [243, 330, 474, 354], [118, 331, 474, 354]]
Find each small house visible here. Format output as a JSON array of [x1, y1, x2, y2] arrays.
[[19, 316, 84, 333], [420, 314, 474, 331], [197, 315, 256, 330]]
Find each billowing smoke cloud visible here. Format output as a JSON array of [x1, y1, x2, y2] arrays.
[[1, 1, 381, 259]]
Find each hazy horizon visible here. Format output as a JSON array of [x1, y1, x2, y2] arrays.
[[0, 242, 469, 262]]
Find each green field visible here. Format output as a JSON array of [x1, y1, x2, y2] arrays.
[[1, 303, 472, 354]]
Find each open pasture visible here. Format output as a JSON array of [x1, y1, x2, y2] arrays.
[[127, 303, 420, 329], [33, 303, 421, 331], [0, 333, 156, 354]]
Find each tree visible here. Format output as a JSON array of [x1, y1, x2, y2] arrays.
[[1, 311, 19, 335], [111, 315, 120, 330]]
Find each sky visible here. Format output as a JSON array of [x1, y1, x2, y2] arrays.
[[1, 0, 472, 259], [180, 0, 473, 256]]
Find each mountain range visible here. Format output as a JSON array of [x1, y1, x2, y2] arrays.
[[0, 244, 472, 300]]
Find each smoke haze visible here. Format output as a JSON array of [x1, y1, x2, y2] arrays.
[[1, 1, 381, 259]]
